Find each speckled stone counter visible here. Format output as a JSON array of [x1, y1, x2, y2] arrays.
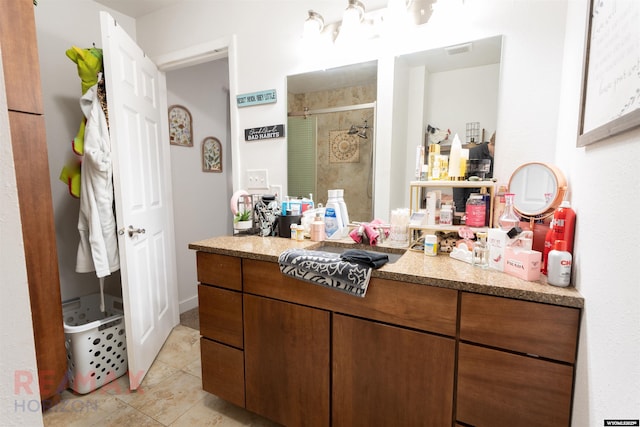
[[189, 235, 584, 308]]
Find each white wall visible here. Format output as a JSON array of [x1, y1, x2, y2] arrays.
[[557, 1, 640, 424], [0, 50, 44, 427], [425, 63, 500, 144], [166, 59, 232, 313]]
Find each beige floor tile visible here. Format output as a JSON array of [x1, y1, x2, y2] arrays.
[[156, 325, 201, 370], [169, 393, 281, 427], [125, 370, 207, 425], [43, 390, 127, 427], [182, 356, 202, 379], [104, 360, 180, 404]]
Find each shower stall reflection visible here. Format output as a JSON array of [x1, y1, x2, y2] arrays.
[[288, 103, 375, 222]]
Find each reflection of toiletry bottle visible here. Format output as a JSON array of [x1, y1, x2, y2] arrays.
[[547, 240, 572, 287], [335, 189, 350, 230], [440, 204, 453, 225], [465, 194, 486, 227], [492, 185, 507, 228], [424, 234, 438, 257], [498, 193, 520, 231], [459, 148, 469, 179], [427, 144, 440, 180], [448, 134, 462, 180], [472, 232, 489, 268], [480, 187, 491, 226], [324, 207, 341, 239], [310, 215, 325, 242], [438, 155, 449, 180]]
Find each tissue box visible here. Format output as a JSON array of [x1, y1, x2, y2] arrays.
[[504, 247, 542, 281], [488, 229, 509, 271]]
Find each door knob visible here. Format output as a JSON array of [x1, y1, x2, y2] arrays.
[[127, 225, 146, 237]]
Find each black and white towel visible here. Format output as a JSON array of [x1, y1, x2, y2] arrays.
[[278, 249, 372, 298]]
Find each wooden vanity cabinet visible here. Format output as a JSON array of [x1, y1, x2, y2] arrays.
[[195, 251, 581, 426], [457, 293, 580, 427]]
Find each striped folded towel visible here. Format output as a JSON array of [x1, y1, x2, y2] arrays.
[[278, 249, 372, 298]]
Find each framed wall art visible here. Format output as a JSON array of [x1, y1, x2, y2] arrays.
[[202, 136, 222, 172], [578, 0, 640, 146], [168, 105, 193, 147]]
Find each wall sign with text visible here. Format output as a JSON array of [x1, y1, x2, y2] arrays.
[[244, 124, 285, 141], [236, 89, 277, 107]]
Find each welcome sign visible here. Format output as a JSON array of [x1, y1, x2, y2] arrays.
[[244, 124, 285, 141]]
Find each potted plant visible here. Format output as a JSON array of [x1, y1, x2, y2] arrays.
[[233, 210, 253, 230]]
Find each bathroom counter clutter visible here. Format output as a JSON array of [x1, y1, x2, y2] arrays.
[[188, 235, 583, 308]]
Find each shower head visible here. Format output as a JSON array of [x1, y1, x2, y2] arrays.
[[348, 119, 370, 138]]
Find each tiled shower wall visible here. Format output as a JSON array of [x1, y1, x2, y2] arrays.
[[288, 83, 376, 222]]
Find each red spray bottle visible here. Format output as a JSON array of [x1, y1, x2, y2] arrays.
[[542, 201, 576, 275]]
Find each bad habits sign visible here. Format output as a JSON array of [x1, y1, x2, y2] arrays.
[[244, 124, 285, 141]]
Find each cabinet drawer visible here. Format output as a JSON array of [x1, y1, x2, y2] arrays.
[[201, 338, 245, 408], [457, 343, 573, 427], [243, 259, 458, 336], [460, 293, 580, 363], [198, 284, 243, 348], [197, 252, 242, 291]]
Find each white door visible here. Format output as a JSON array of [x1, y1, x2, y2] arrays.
[[100, 12, 179, 390]]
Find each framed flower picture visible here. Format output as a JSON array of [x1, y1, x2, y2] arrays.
[[202, 137, 222, 172], [168, 105, 193, 147]]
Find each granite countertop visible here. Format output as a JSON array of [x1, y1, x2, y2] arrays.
[[189, 235, 584, 309]]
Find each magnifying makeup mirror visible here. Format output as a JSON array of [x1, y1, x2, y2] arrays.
[[508, 162, 567, 219]]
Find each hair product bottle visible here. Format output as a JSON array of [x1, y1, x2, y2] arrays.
[[547, 240, 572, 287]]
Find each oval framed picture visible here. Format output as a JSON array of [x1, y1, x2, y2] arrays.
[[202, 136, 222, 172]]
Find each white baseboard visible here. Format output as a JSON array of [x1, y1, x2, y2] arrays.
[[179, 294, 198, 314]]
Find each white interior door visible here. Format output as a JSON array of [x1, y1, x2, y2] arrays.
[[100, 11, 179, 390]]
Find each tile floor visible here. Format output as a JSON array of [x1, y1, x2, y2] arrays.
[[43, 311, 280, 427]]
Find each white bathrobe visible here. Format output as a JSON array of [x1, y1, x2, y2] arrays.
[[75, 81, 120, 277]]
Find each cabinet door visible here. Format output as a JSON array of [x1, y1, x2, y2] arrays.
[[457, 343, 573, 427], [333, 314, 455, 427], [244, 294, 330, 427]]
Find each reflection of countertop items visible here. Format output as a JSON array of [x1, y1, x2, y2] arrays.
[[189, 235, 584, 308]]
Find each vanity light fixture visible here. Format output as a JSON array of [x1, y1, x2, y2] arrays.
[[302, 0, 434, 46], [303, 10, 325, 39], [336, 0, 366, 45]]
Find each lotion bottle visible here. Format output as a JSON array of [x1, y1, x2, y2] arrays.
[[547, 240, 572, 287]]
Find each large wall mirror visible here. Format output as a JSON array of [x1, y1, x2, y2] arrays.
[[287, 35, 503, 222], [392, 35, 503, 210], [287, 61, 378, 222]]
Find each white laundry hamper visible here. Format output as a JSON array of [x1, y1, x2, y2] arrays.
[[62, 293, 128, 394]]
